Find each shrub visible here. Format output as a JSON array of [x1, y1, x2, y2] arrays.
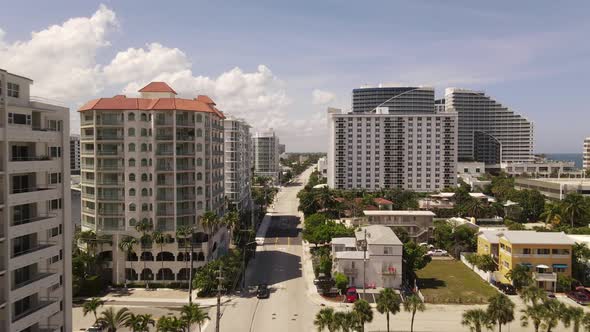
[[333, 272, 349, 294]]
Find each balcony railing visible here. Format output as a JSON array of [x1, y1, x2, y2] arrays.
[[11, 186, 54, 194], [156, 194, 174, 201], [97, 164, 123, 171], [98, 209, 124, 216], [176, 209, 195, 215], [97, 150, 121, 156], [533, 272, 557, 281], [156, 134, 174, 140], [12, 214, 57, 226], [12, 298, 58, 323], [96, 135, 124, 140], [156, 150, 174, 156], [10, 156, 52, 162], [96, 194, 123, 200], [156, 164, 174, 171], [157, 180, 174, 186], [12, 271, 56, 290], [12, 242, 55, 258], [176, 135, 195, 141], [156, 210, 175, 217], [96, 180, 123, 185]]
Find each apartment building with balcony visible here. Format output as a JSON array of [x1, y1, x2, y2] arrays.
[[253, 129, 280, 183], [351, 210, 436, 243], [78, 82, 227, 285], [0, 69, 72, 332], [223, 117, 252, 212], [70, 135, 80, 175], [327, 86, 458, 192], [332, 225, 403, 289], [445, 88, 534, 166], [477, 230, 574, 292], [584, 137, 590, 171]]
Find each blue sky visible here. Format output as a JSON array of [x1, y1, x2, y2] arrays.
[[1, 1, 589, 152]]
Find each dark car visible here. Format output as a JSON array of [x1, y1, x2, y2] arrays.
[[256, 284, 270, 299], [498, 283, 516, 295], [567, 290, 590, 305]]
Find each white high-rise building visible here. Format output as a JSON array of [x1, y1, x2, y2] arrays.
[[224, 117, 252, 212], [445, 88, 534, 166], [253, 130, 280, 182], [327, 86, 458, 192], [0, 69, 72, 331], [79, 82, 228, 285], [584, 137, 590, 171], [70, 135, 80, 174]]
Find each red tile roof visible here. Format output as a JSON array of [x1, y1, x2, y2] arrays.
[[196, 95, 216, 105], [138, 82, 177, 94], [374, 198, 394, 205]]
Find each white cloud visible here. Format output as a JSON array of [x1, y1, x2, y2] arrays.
[[0, 4, 117, 102], [311, 89, 335, 105]]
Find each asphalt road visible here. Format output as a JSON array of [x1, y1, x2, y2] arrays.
[[207, 168, 319, 332]]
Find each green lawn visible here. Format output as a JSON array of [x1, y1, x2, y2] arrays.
[[416, 260, 498, 304]]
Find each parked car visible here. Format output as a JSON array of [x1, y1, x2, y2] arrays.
[[567, 289, 590, 305], [86, 324, 106, 332], [545, 291, 556, 299], [345, 287, 360, 303], [313, 273, 332, 286], [427, 249, 448, 256], [256, 284, 270, 299], [498, 283, 516, 295]]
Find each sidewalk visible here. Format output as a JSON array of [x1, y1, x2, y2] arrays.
[[77, 288, 232, 308]]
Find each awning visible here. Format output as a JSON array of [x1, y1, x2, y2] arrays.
[[519, 263, 533, 267], [552, 264, 568, 269], [536, 264, 550, 269]]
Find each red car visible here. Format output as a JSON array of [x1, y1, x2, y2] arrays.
[[345, 287, 360, 303]]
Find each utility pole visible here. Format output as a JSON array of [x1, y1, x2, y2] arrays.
[[215, 263, 224, 332], [363, 229, 367, 296]]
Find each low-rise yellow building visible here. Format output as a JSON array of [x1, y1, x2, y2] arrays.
[[477, 230, 574, 291]]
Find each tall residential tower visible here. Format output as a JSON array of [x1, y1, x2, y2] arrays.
[[253, 130, 280, 183], [223, 117, 252, 212], [79, 82, 228, 285], [0, 69, 72, 332]]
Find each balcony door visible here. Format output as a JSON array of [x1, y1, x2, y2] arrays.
[[12, 174, 32, 193], [11, 145, 30, 161]]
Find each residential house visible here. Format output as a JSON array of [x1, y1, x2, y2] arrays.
[[350, 210, 436, 243]]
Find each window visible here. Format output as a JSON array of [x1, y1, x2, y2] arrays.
[[141, 159, 148, 167], [383, 246, 393, 255], [141, 128, 148, 137], [49, 146, 61, 158], [537, 248, 550, 255], [197, 187, 203, 195], [129, 204, 136, 212], [50, 199, 62, 210], [129, 218, 137, 226], [196, 129, 203, 137], [8, 112, 31, 125], [141, 143, 147, 152], [142, 203, 148, 211], [128, 113, 135, 121], [129, 173, 136, 181], [141, 173, 148, 182], [141, 188, 148, 197], [128, 143, 135, 152], [128, 128, 135, 136], [49, 173, 62, 184], [196, 114, 202, 122], [129, 188, 136, 196], [196, 144, 202, 152], [197, 173, 203, 181], [196, 158, 202, 166], [141, 113, 148, 121], [128, 158, 136, 167], [7, 82, 20, 98]]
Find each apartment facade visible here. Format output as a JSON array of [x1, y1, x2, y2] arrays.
[[357, 210, 435, 243], [327, 87, 458, 192], [252, 130, 280, 182], [223, 117, 252, 211], [79, 82, 227, 285], [478, 230, 574, 291], [445, 88, 534, 165], [70, 135, 80, 175], [584, 137, 590, 171], [332, 225, 403, 289], [0, 69, 72, 332]]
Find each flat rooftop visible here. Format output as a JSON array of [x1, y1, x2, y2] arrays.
[[363, 210, 436, 216]]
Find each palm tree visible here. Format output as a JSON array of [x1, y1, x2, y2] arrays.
[[119, 235, 138, 286], [539, 299, 566, 332], [153, 230, 165, 275], [563, 306, 585, 332], [176, 225, 192, 278], [82, 297, 105, 325], [376, 288, 401, 332], [125, 313, 155, 332], [200, 211, 219, 259], [314, 307, 337, 332], [135, 219, 153, 288], [520, 304, 543, 332], [353, 299, 373, 332], [462, 309, 493, 332], [465, 198, 485, 218], [97, 307, 131, 332], [333, 311, 358, 332], [181, 303, 210, 332], [157, 316, 186, 332], [562, 193, 587, 227], [540, 202, 562, 226], [505, 264, 532, 290], [223, 211, 240, 243], [486, 293, 515, 332], [519, 285, 547, 305], [79, 230, 98, 274], [403, 295, 425, 332], [582, 312, 590, 332]]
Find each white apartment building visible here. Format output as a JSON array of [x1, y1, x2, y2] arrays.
[[332, 225, 403, 289], [316, 156, 328, 178], [253, 129, 280, 182], [224, 117, 252, 212], [79, 82, 227, 285], [445, 88, 534, 166], [70, 135, 80, 174], [327, 87, 458, 192], [584, 137, 590, 171], [0, 69, 72, 332]]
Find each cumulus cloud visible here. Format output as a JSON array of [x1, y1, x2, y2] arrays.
[[0, 4, 117, 101], [311, 89, 335, 105]]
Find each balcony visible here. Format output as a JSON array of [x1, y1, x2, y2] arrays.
[[12, 298, 60, 331], [10, 187, 59, 204], [96, 150, 122, 156], [96, 180, 123, 186], [96, 164, 123, 171], [156, 150, 174, 156], [156, 164, 174, 172], [96, 135, 124, 141], [533, 272, 557, 282], [11, 242, 59, 270], [176, 209, 195, 216], [11, 214, 58, 238], [342, 267, 357, 275], [98, 209, 124, 216], [156, 210, 175, 217], [156, 134, 174, 140]]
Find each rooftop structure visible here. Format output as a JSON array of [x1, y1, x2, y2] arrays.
[[515, 178, 590, 200]]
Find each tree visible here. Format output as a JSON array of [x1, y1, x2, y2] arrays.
[[505, 264, 532, 291], [519, 285, 547, 306], [376, 288, 401, 332], [334, 311, 358, 332], [562, 193, 589, 227], [511, 189, 546, 222], [403, 241, 432, 282], [119, 235, 138, 285], [539, 299, 566, 332], [520, 303, 544, 332], [353, 299, 373, 332], [462, 309, 493, 332], [152, 230, 166, 274], [181, 303, 210, 332], [540, 202, 563, 226], [465, 198, 485, 218], [403, 295, 425, 332], [563, 306, 585, 332], [486, 293, 514, 332], [314, 307, 338, 332], [125, 313, 155, 332], [475, 255, 497, 273], [573, 242, 590, 284], [223, 211, 240, 242], [201, 211, 220, 255], [97, 307, 131, 332], [82, 297, 105, 325], [135, 219, 153, 288], [157, 316, 186, 332], [333, 272, 349, 294]]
